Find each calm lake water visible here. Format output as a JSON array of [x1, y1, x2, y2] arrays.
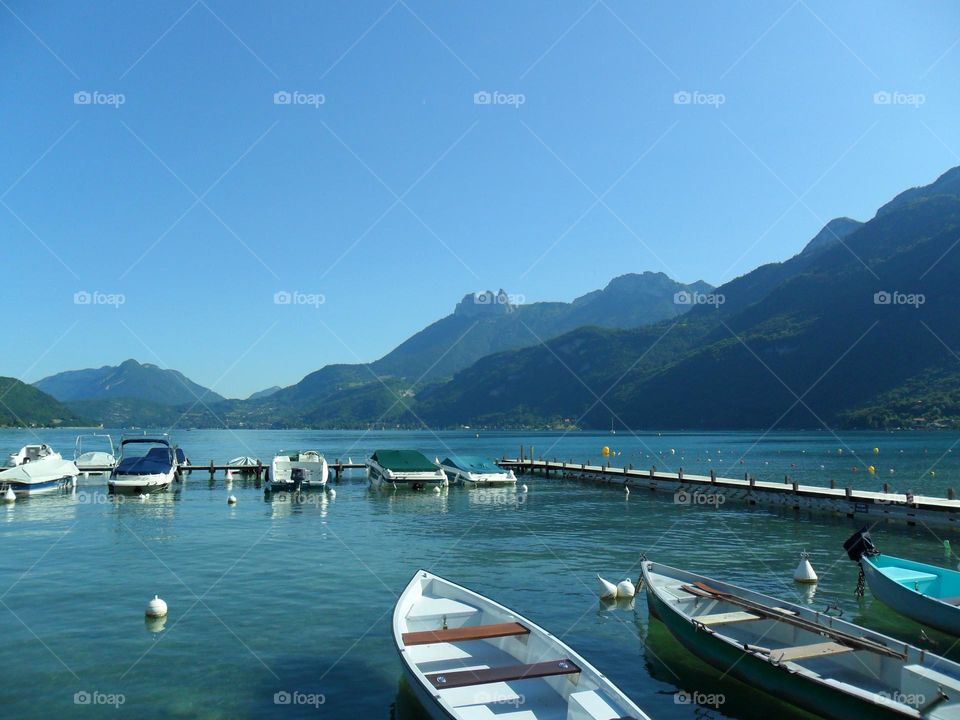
[[3, 428, 960, 719]]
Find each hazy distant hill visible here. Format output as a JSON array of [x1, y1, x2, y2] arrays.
[[35, 359, 225, 406], [247, 386, 281, 401], [417, 166, 960, 430], [0, 378, 86, 427]]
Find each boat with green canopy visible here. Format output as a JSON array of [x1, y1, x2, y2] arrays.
[[367, 449, 446, 490], [440, 455, 515, 485]]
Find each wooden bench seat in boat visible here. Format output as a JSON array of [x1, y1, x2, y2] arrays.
[[769, 641, 855, 663], [695, 610, 762, 626], [426, 658, 582, 690], [403, 622, 529, 646]]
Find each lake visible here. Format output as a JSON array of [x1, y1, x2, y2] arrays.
[[2, 428, 959, 719]]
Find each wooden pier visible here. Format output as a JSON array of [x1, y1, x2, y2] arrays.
[[498, 454, 960, 531]]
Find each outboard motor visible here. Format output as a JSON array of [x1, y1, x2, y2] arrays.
[[843, 527, 878, 562], [291, 467, 306, 492]]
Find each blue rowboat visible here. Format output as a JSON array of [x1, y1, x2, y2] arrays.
[[845, 529, 960, 636], [642, 559, 960, 719]]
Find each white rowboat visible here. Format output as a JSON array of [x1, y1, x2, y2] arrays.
[[394, 569, 649, 720]]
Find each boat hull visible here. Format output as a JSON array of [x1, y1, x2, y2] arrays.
[[648, 588, 913, 720], [368, 463, 446, 490], [3, 475, 75, 495], [862, 556, 960, 636], [108, 472, 174, 494]]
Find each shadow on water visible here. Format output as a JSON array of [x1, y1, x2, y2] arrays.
[[391, 676, 432, 720], [851, 595, 960, 661], [641, 615, 820, 720]]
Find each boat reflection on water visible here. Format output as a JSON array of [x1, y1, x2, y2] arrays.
[[265, 489, 330, 520], [1, 490, 78, 524], [641, 615, 816, 720], [390, 676, 432, 720]]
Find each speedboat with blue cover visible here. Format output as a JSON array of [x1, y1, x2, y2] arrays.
[[845, 528, 960, 636], [108, 436, 178, 493], [440, 455, 516, 485], [367, 449, 446, 490], [643, 559, 960, 719], [0, 444, 79, 495]]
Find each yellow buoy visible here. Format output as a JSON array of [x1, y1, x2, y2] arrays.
[[602, 446, 610, 457], [873, 447, 880, 455], [868, 465, 876, 474]]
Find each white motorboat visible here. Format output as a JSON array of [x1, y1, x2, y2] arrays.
[[265, 450, 327, 492], [226, 456, 261, 479], [440, 455, 516, 485], [73, 434, 117, 477], [367, 449, 446, 490], [0, 444, 79, 495], [108, 436, 178, 493], [394, 570, 649, 720]]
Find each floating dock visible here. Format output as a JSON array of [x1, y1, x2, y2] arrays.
[[498, 455, 960, 531]]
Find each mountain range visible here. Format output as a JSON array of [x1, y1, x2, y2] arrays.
[[10, 165, 960, 430]]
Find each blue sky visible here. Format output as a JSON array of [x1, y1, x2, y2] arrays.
[[2, 1, 958, 398]]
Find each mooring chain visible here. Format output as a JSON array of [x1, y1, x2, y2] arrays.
[[855, 563, 867, 598]]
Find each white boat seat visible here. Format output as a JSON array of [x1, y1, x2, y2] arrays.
[[901, 664, 957, 703], [695, 610, 763, 626], [769, 641, 854, 663], [878, 567, 938, 585], [407, 597, 479, 621], [567, 690, 621, 720]]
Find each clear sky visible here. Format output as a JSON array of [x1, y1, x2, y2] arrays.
[[2, 1, 958, 398]]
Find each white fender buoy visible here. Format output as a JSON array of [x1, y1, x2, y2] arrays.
[[597, 575, 618, 600], [227, 495, 237, 505], [624, 485, 630, 496], [138, 493, 148, 501], [328, 488, 336, 498], [793, 551, 818, 584], [521, 484, 528, 493], [145, 595, 168, 618], [617, 578, 636, 598], [3, 486, 15, 503], [433, 486, 441, 493]]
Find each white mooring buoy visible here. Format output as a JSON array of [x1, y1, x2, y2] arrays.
[[433, 486, 441, 493], [597, 575, 618, 600], [624, 485, 630, 496], [3, 486, 15, 503], [145, 595, 168, 618], [793, 551, 818, 584], [616, 578, 636, 598], [328, 488, 336, 498], [227, 495, 237, 505], [521, 484, 528, 493]]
